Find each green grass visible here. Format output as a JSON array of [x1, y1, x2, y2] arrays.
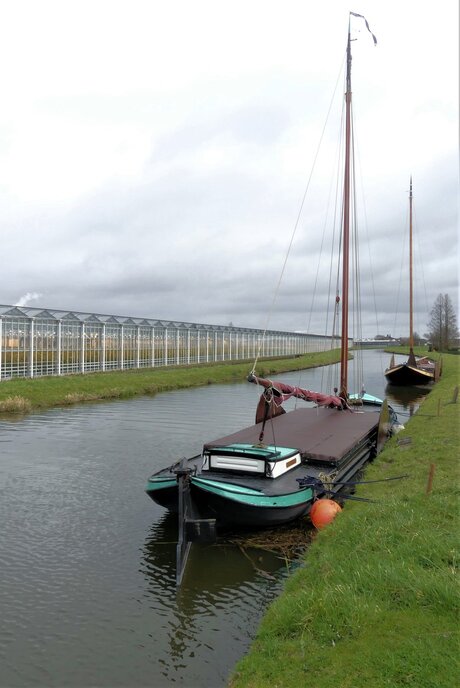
[[229, 353, 459, 688], [383, 345, 442, 359], [0, 349, 342, 414]]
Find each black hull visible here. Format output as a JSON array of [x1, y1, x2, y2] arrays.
[[147, 431, 378, 529], [190, 487, 312, 528], [146, 485, 179, 511], [384, 363, 434, 386]]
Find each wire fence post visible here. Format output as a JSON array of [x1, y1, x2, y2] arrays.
[[426, 463, 436, 495]]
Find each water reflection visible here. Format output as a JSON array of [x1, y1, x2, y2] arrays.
[[140, 512, 294, 684], [385, 384, 430, 417], [141, 511, 294, 594]]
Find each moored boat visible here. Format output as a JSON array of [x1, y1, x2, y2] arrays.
[[384, 179, 438, 386], [146, 13, 397, 583], [146, 395, 390, 529], [385, 351, 436, 386]]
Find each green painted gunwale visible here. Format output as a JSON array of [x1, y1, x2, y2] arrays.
[[191, 476, 314, 508], [145, 476, 177, 492]]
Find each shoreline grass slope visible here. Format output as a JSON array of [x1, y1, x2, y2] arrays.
[[0, 349, 342, 414], [229, 352, 459, 688]]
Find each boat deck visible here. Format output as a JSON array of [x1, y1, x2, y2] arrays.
[[149, 406, 381, 502], [204, 406, 379, 465]]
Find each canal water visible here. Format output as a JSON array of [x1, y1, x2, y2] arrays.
[[0, 350, 427, 687]]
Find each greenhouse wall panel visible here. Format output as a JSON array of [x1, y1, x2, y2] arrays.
[[0, 305, 343, 380]]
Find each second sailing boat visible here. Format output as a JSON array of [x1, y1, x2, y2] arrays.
[[385, 179, 437, 386]]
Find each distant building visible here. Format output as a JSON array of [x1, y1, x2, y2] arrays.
[[353, 338, 399, 348]]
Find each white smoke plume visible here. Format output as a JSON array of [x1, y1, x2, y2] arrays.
[[15, 292, 43, 307]]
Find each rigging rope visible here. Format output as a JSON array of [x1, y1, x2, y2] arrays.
[[322, 93, 346, 397], [354, 117, 386, 380], [392, 202, 409, 338], [350, 110, 365, 395], [412, 204, 430, 338], [250, 55, 346, 376]]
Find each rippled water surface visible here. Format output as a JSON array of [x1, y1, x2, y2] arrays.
[[0, 351, 427, 687]]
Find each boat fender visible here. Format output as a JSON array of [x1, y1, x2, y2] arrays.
[[310, 499, 342, 529]]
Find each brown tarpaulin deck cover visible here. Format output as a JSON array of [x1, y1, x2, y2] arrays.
[[204, 406, 379, 464]]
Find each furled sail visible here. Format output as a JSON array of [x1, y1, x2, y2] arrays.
[[248, 373, 344, 423]]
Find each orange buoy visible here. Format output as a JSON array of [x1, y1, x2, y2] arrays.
[[310, 499, 342, 529]]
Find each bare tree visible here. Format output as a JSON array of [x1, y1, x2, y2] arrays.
[[400, 331, 424, 346], [427, 293, 459, 351]]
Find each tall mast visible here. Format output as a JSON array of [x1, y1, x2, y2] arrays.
[[340, 20, 352, 399], [409, 177, 414, 352], [407, 176, 417, 368]]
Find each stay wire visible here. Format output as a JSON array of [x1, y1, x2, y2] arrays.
[[354, 131, 385, 378], [251, 55, 346, 376], [298, 87, 346, 400], [392, 202, 409, 338], [322, 91, 346, 396], [412, 203, 430, 338]]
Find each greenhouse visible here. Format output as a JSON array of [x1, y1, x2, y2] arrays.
[[0, 305, 340, 380]]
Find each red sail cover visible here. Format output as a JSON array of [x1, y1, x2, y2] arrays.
[[249, 374, 343, 421]]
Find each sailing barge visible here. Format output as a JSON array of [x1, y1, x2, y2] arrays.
[[146, 376, 391, 528], [146, 13, 396, 583], [385, 179, 439, 386]]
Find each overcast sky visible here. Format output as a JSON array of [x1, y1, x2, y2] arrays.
[[1, 0, 458, 338]]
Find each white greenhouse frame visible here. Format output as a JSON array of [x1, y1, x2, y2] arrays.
[[0, 305, 343, 380]]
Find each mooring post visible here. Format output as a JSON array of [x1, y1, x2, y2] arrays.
[[174, 460, 216, 586], [176, 462, 193, 587], [426, 463, 436, 495]]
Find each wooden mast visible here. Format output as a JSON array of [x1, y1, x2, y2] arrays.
[[407, 176, 417, 367], [340, 20, 352, 399], [409, 177, 414, 351]]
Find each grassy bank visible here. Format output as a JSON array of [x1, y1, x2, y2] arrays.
[[383, 345, 445, 360], [0, 349, 342, 414], [230, 353, 459, 688]]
